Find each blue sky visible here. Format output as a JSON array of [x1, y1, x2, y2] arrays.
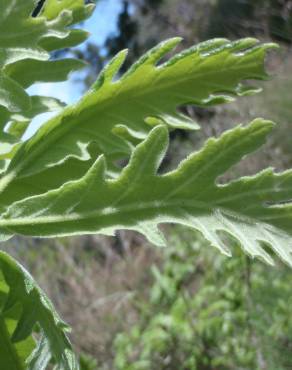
[[30, 0, 123, 104], [87, 0, 124, 46], [27, 0, 123, 136]]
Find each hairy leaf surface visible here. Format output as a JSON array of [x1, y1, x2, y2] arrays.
[[0, 0, 91, 134], [0, 38, 277, 213], [2, 2, 291, 369], [5, 38, 276, 180], [1, 119, 292, 266]]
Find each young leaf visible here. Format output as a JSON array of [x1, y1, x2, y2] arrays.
[[42, 0, 95, 24], [0, 0, 91, 126], [0, 251, 78, 370], [0, 0, 93, 198], [1, 119, 292, 266]]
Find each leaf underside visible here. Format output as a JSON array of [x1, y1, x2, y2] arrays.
[[0, 5, 291, 268], [0, 2, 95, 368], [0, 2, 292, 369], [6, 37, 277, 180], [1, 119, 292, 267], [0, 0, 291, 303], [0, 36, 278, 217]]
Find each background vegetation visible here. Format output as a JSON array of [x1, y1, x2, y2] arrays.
[[2, 1, 292, 368]]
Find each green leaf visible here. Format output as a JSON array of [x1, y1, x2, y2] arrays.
[[0, 0, 91, 126], [0, 251, 78, 370], [0, 0, 92, 190], [1, 119, 292, 266], [0, 267, 35, 370], [0, 315, 33, 370], [5, 59, 86, 89], [7, 96, 66, 139], [42, 0, 95, 24], [0, 75, 30, 112], [4, 38, 276, 182], [0, 97, 66, 162], [40, 29, 90, 52], [0, 131, 18, 156]]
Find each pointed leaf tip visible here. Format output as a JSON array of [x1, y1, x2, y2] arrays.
[[92, 49, 128, 89], [142, 37, 183, 66], [5, 37, 277, 180], [121, 37, 183, 80], [120, 125, 169, 180], [88, 155, 106, 180]]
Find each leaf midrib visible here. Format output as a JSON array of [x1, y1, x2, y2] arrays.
[[0, 199, 267, 228], [2, 48, 263, 180]]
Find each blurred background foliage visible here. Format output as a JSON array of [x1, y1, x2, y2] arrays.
[[2, 0, 292, 369]]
